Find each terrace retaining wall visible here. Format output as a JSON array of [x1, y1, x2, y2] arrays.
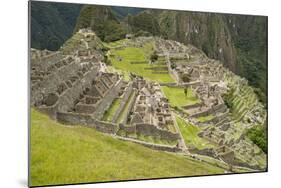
[[56, 112, 119, 134]]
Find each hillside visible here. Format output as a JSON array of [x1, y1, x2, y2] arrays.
[[30, 109, 224, 187], [111, 6, 144, 20], [30, 1, 82, 50], [74, 5, 126, 42]]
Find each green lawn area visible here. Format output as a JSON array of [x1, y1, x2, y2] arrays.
[[176, 116, 214, 150], [30, 109, 224, 187], [102, 98, 121, 122], [197, 115, 215, 123], [108, 42, 174, 83], [161, 86, 200, 107]]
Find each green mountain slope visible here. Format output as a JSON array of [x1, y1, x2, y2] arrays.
[[111, 6, 144, 20], [31, 1, 81, 50], [74, 5, 126, 42], [30, 109, 224, 187]]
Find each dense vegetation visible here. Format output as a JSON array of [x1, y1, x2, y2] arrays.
[[111, 6, 144, 20], [74, 5, 126, 42], [30, 109, 224, 186], [247, 124, 267, 153], [228, 16, 268, 105], [31, 1, 81, 50]]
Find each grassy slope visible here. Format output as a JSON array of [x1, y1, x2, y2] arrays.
[[30, 109, 224, 186], [109, 42, 174, 83], [161, 86, 200, 107], [102, 98, 121, 121], [176, 116, 214, 150]]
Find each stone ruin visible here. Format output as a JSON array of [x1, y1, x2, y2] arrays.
[[153, 37, 267, 170], [130, 77, 175, 131], [31, 31, 266, 170], [31, 31, 182, 151]]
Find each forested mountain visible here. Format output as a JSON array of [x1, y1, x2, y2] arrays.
[[30, 1, 82, 50], [111, 6, 144, 20], [74, 5, 126, 42]]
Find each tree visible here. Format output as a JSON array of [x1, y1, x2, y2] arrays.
[[184, 88, 187, 98], [150, 51, 158, 63]]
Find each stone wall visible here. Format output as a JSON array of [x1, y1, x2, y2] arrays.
[[135, 123, 180, 142], [183, 103, 203, 110], [31, 51, 62, 65], [119, 123, 136, 134], [56, 112, 118, 134], [116, 136, 182, 153], [159, 82, 177, 87], [189, 148, 218, 158], [92, 79, 123, 120]]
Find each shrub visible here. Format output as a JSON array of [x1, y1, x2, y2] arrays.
[[247, 125, 267, 153]]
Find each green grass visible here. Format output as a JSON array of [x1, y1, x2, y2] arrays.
[[108, 42, 174, 83], [102, 98, 121, 122], [197, 115, 215, 123], [30, 109, 224, 186], [117, 91, 135, 123], [176, 116, 214, 150], [161, 86, 200, 107]]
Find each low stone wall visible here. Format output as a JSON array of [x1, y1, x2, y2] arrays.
[[135, 123, 180, 142], [56, 111, 94, 125], [183, 103, 203, 110], [93, 119, 119, 134], [116, 136, 181, 153], [119, 124, 136, 134], [56, 112, 118, 134], [189, 148, 218, 158], [190, 103, 227, 118], [159, 82, 177, 87], [190, 108, 212, 118], [178, 81, 201, 87]]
